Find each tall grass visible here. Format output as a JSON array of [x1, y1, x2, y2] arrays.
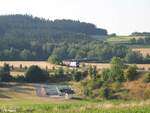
[[0, 100, 149, 113]]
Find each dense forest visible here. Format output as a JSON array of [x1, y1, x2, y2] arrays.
[[0, 15, 149, 63], [0, 14, 109, 61]]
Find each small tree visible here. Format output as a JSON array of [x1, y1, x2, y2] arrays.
[[0, 64, 12, 82], [72, 70, 82, 82], [110, 57, 124, 82], [48, 55, 62, 65], [88, 65, 97, 78], [92, 66, 97, 78], [101, 69, 111, 81], [55, 67, 64, 79], [25, 65, 49, 83], [20, 64, 23, 69]]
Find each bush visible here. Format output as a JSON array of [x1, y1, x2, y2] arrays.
[[83, 87, 92, 97], [124, 65, 138, 81], [25, 65, 49, 83], [144, 72, 150, 83], [71, 69, 87, 82], [48, 55, 62, 64], [0, 71, 12, 82], [143, 90, 150, 100], [89, 79, 104, 90], [0, 64, 12, 82], [53, 67, 70, 82], [101, 69, 111, 81], [72, 71, 82, 82], [99, 87, 112, 99]]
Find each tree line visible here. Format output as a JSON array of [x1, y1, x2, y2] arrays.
[[130, 36, 150, 45]]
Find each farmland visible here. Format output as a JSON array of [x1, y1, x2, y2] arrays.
[[0, 61, 150, 70], [106, 36, 145, 43], [132, 48, 150, 57], [0, 61, 57, 70], [83, 63, 150, 71]]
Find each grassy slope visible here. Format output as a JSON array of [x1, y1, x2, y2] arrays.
[[106, 36, 145, 43], [93, 35, 150, 49], [0, 85, 150, 113], [0, 72, 150, 113]]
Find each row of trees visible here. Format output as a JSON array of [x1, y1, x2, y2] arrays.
[[1, 38, 149, 63], [131, 32, 150, 36], [0, 64, 87, 83], [48, 49, 150, 65], [130, 37, 150, 45]]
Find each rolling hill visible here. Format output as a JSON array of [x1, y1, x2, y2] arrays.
[[0, 15, 109, 61]]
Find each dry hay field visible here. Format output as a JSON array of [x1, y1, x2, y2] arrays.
[[0, 61, 59, 70], [0, 61, 149, 71], [132, 48, 150, 57], [83, 63, 150, 71]]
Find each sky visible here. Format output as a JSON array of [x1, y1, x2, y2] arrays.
[[0, 0, 150, 35]]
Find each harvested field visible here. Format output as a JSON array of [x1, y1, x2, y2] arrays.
[[83, 63, 150, 71], [0, 61, 149, 71], [132, 48, 150, 57], [0, 61, 59, 70]]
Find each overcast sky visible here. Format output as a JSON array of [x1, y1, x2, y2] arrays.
[[0, 0, 150, 35]]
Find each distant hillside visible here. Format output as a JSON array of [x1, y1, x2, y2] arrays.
[[0, 14, 107, 39], [0, 15, 110, 61], [106, 35, 150, 47]]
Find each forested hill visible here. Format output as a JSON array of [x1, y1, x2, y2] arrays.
[[0, 15, 120, 61], [0, 14, 107, 38]]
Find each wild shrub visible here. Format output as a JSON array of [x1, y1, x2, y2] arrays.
[[124, 65, 138, 81], [143, 72, 150, 83], [25, 65, 49, 83], [0, 64, 12, 82], [99, 86, 113, 99]]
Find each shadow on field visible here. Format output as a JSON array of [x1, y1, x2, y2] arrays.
[[71, 97, 84, 100], [0, 82, 24, 88], [11, 87, 34, 94], [0, 82, 34, 94]]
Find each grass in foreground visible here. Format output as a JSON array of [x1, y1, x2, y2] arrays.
[[0, 99, 150, 113]]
